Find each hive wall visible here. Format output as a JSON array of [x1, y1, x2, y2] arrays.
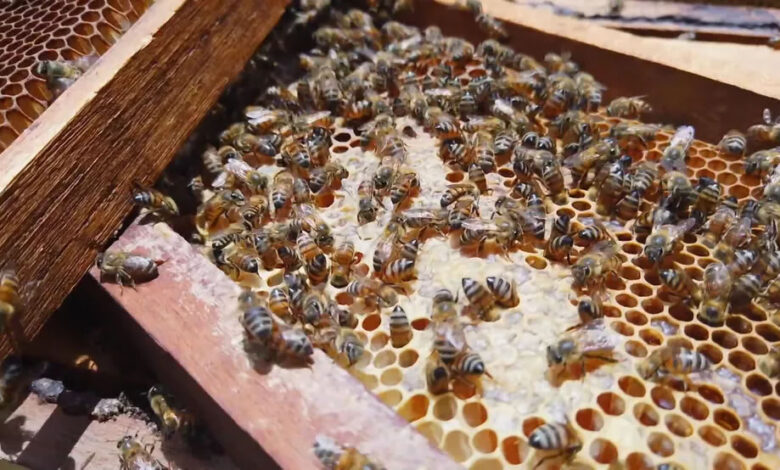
[[0, 0, 151, 151], [225, 112, 780, 470]]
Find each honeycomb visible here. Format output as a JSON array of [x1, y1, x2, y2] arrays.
[[155, 10, 780, 470], [0, 0, 151, 151]]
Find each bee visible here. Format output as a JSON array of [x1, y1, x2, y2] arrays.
[[616, 191, 642, 221], [546, 336, 617, 379], [0, 270, 20, 334], [301, 290, 327, 326], [466, 0, 508, 40], [132, 185, 178, 217], [296, 230, 323, 262], [697, 261, 732, 325], [339, 329, 364, 366], [543, 73, 576, 117], [528, 422, 583, 470], [389, 305, 413, 347], [0, 356, 24, 409], [572, 241, 622, 290], [467, 163, 489, 194], [433, 117, 463, 141], [610, 122, 658, 149], [637, 345, 711, 390], [447, 197, 477, 230], [451, 351, 489, 382], [432, 288, 458, 324], [729, 248, 757, 276], [730, 273, 762, 307], [147, 385, 182, 438], [357, 180, 379, 225], [275, 246, 301, 272], [461, 216, 522, 253], [485, 275, 518, 309], [540, 158, 567, 204], [398, 239, 420, 264], [272, 326, 314, 363], [660, 125, 694, 172], [701, 201, 737, 248], [458, 90, 478, 116], [574, 293, 604, 327], [746, 109, 780, 147], [117, 436, 166, 470], [313, 436, 385, 470], [432, 317, 467, 365], [96, 252, 162, 289], [316, 67, 345, 112], [759, 348, 780, 378], [717, 130, 747, 156], [563, 140, 620, 188], [474, 136, 497, 174], [258, 133, 283, 157], [441, 182, 480, 207], [269, 287, 292, 320], [245, 106, 290, 133], [644, 218, 695, 264], [390, 171, 420, 209], [633, 203, 675, 236], [380, 258, 415, 284], [577, 220, 615, 246], [242, 303, 275, 342], [493, 128, 517, 156], [660, 268, 702, 306], [606, 96, 652, 118], [744, 148, 780, 177], [425, 355, 450, 395], [309, 163, 348, 193], [331, 240, 357, 288], [306, 253, 330, 286], [462, 277, 496, 321], [196, 189, 247, 235], [546, 234, 575, 264], [239, 194, 269, 229], [628, 161, 658, 197]]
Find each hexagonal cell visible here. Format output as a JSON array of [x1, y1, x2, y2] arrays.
[[378, 389, 402, 407], [397, 394, 429, 422], [380, 367, 403, 386], [728, 350, 755, 372], [416, 420, 444, 446], [597, 392, 625, 416], [664, 413, 693, 437], [443, 430, 472, 463], [472, 429, 497, 454], [761, 397, 780, 420], [501, 436, 528, 465], [462, 402, 487, 427], [713, 452, 747, 470], [730, 435, 758, 459], [647, 432, 674, 457], [714, 408, 741, 431], [680, 396, 709, 420], [699, 424, 727, 447], [650, 386, 675, 410], [633, 403, 659, 426], [575, 407, 603, 432]]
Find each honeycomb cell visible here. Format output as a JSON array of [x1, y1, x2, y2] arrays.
[[397, 394, 429, 422], [501, 436, 528, 465], [698, 343, 724, 365], [755, 323, 780, 342], [433, 395, 457, 421], [378, 389, 402, 407], [633, 403, 659, 426], [647, 432, 674, 457], [621, 265, 641, 280], [625, 340, 648, 358], [728, 350, 755, 372], [669, 304, 693, 322], [664, 414, 692, 438], [473, 429, 497, 453], [726, 316, 752, 334], [597, 392, 625, 416], [684, 324, 708, 341], [623, 242, 642, 255], [617, 293, 638, 308], [650, 386, 675, 410], [444, 430, 472, 462], [625, 452, 654, 470], [761, 398, 780, 420], [369, 332, 388, 351], [641, 298, 664, 314], [714, 408, 741, 431], [618, 375, 646, 398], [729, 185, 749, 199], [525, 255, 547, 270], [713, 452, 746, 470], [638, 328, 662, 346], [398, 349, 418, 367], [731, 435, 758, 459], [416, 421, 443, 446], [741, 336, 768, 355], [373, 350, 395, 368], [470, 458, 502, 470], [589, 438, 618, 464], [575, 408, 603, 431], [380, 367, 402, 386], [630, 283, 653, 298], [610, 321, 634, 337], [463, 402, 487, 427], [411, 318, 430, 330], [362, 313, 381, 331]]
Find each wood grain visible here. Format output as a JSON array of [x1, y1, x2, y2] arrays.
[[405, 0, 780, 141], [0, 395, 238, 470], [0, 0, 287, 357], [88, 222, 459, 470]]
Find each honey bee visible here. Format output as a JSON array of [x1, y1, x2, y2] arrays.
[[697, 261, 732, 325], [346, 278, 398, 308], [466, 0, 508, 40], [148, 385, 182, 438], [730, 273, 762, 307], [759, 348, 780, 378], [269, 287, 292, 320], [309, 162, 348, 193], [627, 161, 658, 197], [701, 201, 737, 248], [616, 191, 641, 221], [245, 106, 290, 133], [462, 277, 497, 321], [717, 129, 747, 156], [660, 268, 702, 306], [338, 329, 364, 366], [222, 243, 261, 276], [746, 109, 780, 147], [633, 203, 674, 236], [644, 218, 695, 264], [528, 422, 582, 470], [637, 345, 711, 390], [0, 269, 20, 335], [357, 180, 379, 225], [493, 128, 517, 156], [660, 125, 694, 172], [277, 246, 303, 272], [132, 185, 179, 217], [273, 326, 315, 364], [460, 216, 522, 254], [0, 356, 24, 409], [572, 241, 622, 290], [486, 276, 518, 308], [294, 203, 334, 250], [302, 290, 327, 326], [306, 253, 330, 286], [389, 171, 420, 209], [197, 189, 247, 235], [297, 231, 323, 263], [546, 336, 616, 379], [577, 219, 615, 246], [432, 317, 467, 365], [239, 194, 269, 229], [451, 351, 490, 382], [425, 355, 450, 395], [313, 436, 385, 470], [606, 96, 652, 118], [96, 252, 162, 289], [389, 305, 413, 347], [546, 234, 575, 264], [441, 182, 480, 207], [610, 122, 659, 149], [447, 197, 477, 230], [539, 157, 567, 204], [432, 288, 458, 324], [331, 240, 357, 288], [117, 436, 166, 470], [380, 258, 415, 284], [573, 293, 605, 328], [744, 148, 780, 177], [563, 139, 620, 188]]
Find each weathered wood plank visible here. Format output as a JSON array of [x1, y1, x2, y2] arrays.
[[0, 0, 287, 357], [88, 222, 458, 470]]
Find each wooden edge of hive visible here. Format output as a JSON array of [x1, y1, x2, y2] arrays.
[[87, 221, 459, 470]]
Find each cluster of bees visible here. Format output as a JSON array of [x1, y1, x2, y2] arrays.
[[86, 0, 780, 468]]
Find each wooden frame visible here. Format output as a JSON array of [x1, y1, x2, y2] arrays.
[[0, 0, 287, 356], [79, 0, 780, 467]]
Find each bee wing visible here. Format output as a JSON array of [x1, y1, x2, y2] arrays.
[[461, 218, 498, 232], [703, 261, 732, 296], [763, 108, 772, 125], [224, 159, 252, 180], [436, 320, 467, 351], [670, 125, 695, 150], [588, 239, 618, 257], [244, 106, 274, 120], [660, 153, 687, 173], [667, 217, 696, 239]]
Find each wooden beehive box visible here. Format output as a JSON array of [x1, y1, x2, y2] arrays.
[[3, 0, 780, 468]]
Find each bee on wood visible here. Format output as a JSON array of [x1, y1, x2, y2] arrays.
[[466, 0, 508, 40], [485, 276, 518, 308], [0, 270, 20, 335], [96, 252, 162, 289], [606, 96, 651, 118], [117, 436, 166, 470], [148, 385, 183, 438], [313, 436, 385, 470], [528, 422, 583, 470], [269, 287, 292, 321], [746, 108, 780, 148], [462, 277, 496, 321], [389, 305, 412, 347], [132, 185, 179, 217], [637, 345, 711, 390]]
